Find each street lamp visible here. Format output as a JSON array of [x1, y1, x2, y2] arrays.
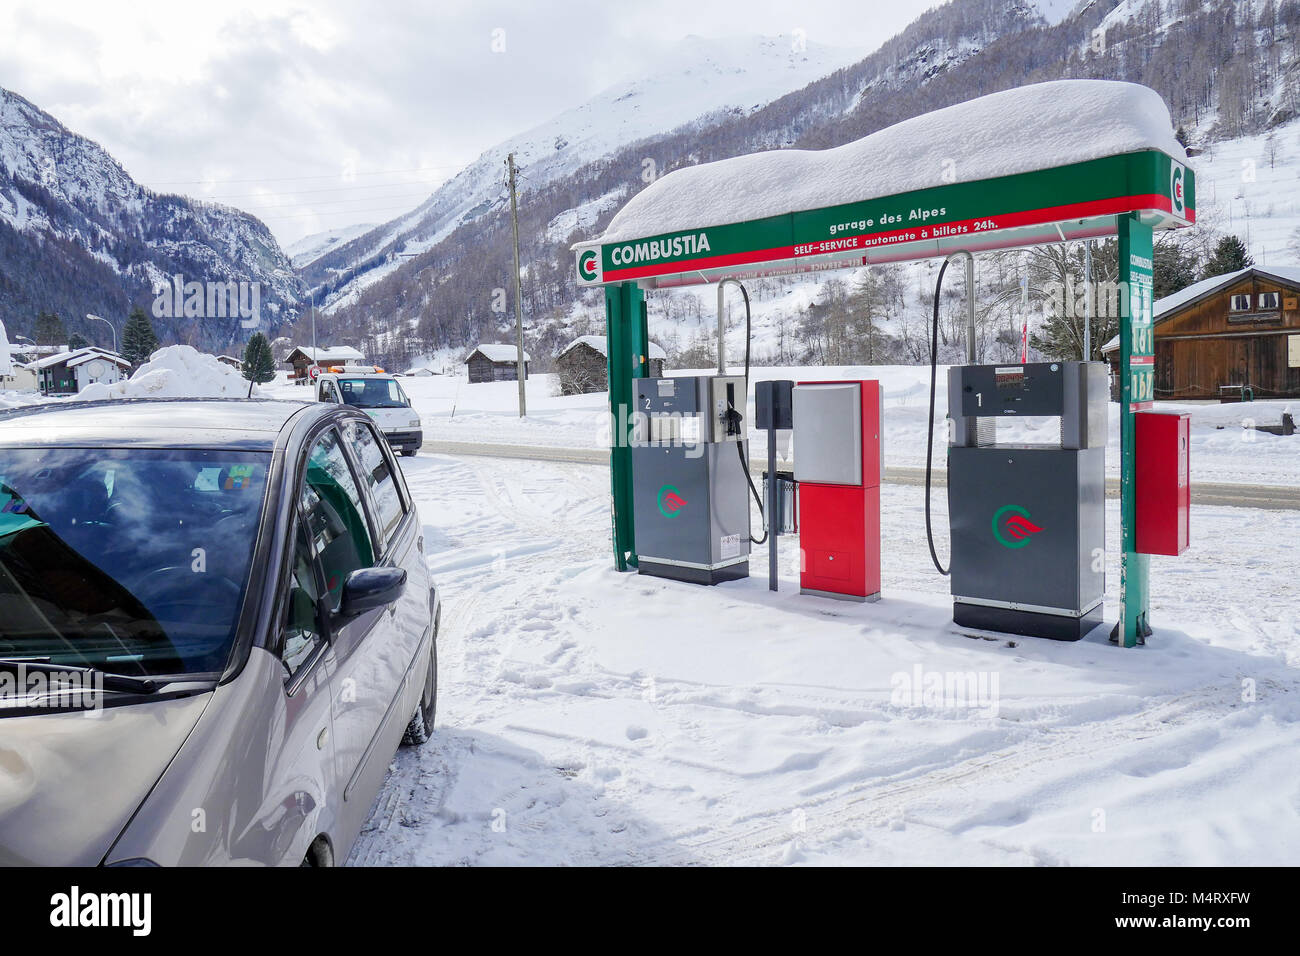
[[85, 313, 117, 353]]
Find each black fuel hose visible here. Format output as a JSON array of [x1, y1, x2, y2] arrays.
[[729, 281, 768, 545], [925, 260, 950, 576]]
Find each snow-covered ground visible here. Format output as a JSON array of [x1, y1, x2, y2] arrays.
[[265, 365, 1300, 487], [347, 451, 1300, 866]]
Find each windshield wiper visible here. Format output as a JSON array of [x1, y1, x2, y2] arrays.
[[0, 658, 157, 695]]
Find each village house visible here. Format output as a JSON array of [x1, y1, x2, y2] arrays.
[[465, 344, 531, 383], [282, 345, 367, 385], [1103, 265, 1300, 400], [555, 335, 667, 395]]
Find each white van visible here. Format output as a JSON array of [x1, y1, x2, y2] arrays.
[[316, 367, 423, 456]]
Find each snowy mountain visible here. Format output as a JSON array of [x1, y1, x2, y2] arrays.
[[0, 87, 302, 347], [286, 223, 376, 270], [301, 34, 868, 311], [315, 0, 1300, 375]]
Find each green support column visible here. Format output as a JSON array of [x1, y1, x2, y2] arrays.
[[605, 281, 645, 571], [1117, 213, 1155, 647]]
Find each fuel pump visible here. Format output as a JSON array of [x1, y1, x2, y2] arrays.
[[924, 256, 1108, 641], [632, 374, 751, 584], [630, 279, 766, 586], [944, 361, 1109, 640]]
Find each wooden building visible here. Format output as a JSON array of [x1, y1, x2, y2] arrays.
[[556, 335, 666, 395], [465, 344, 530, 383], [1103, 266, 1300, 400], [282, 345, 366, 385]]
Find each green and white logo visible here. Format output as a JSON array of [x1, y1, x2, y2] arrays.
[[1170, 161, 1186, 217], [657, 484, 687, 518], [577, 248, 601, 284], [992, 504, 1043, 549]]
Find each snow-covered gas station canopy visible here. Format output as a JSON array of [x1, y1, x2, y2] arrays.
[[574, 81, 1194, 289]]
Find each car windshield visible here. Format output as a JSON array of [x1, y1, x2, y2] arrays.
[[0, 448, 270, 677], [337, 378, 408, 408]]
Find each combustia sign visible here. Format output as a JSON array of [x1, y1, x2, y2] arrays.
[[575, 150, 1194, 288]]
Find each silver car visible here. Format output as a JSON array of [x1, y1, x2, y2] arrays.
[[0, 398, 439, 866]]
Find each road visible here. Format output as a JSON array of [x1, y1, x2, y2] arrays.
[[425, 440, 1300, 511]]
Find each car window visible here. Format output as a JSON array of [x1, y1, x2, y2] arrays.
[[300, 428, 374, 609], [337, 378, 407, 408], [0, 448, 269, 676], [282, 523, 325, 678], [344, 420, 404, 542]]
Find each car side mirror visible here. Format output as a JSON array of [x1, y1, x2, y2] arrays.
[[336, 566, 407, 618]]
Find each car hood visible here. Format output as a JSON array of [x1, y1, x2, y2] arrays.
[[0, 693, 211, 865]]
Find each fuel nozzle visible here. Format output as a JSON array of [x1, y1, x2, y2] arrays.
[[724, 382, 742, 437]]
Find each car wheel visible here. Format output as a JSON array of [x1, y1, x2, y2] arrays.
[[402, 633, 437, 746], [402, 448, 417, 457]]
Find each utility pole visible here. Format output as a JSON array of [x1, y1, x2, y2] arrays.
[[506, 152, 526, 417]]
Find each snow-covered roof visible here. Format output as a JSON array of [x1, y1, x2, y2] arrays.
[[1100, 264, 1300, 353], [467, 344, 531, 363], [35, 347, 127, 370], [559, 335, 666, 360], [592, 81, 1187, 246], [66, 348, 129, 369], [283, 345, 366, 363]]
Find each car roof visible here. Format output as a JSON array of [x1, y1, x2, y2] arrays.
[[0, 398, 328, 451]]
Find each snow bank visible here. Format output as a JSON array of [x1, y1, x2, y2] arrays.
[[593, 80, 1188, 244], [75, 345, 258, 401]]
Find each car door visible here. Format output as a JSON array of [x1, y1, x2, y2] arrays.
[[251, 519, 339, 864], [298, 426, 405, 842], [342, 418, 427, 674]]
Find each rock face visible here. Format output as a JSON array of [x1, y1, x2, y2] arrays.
[[0, 87, 302, 348]]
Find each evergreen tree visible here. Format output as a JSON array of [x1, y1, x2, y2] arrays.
[[1153, 241, 1200, 300], [34, 311, 66, 347], [121, 307, 160, 366], [67, 332, 89, 350], [1201, 235, 1254, 280], [242, 332, 277, 384]]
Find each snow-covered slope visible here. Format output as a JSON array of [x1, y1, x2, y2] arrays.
[[1031, 0, 1084, 25], [286, 222, 376, 270], [307, 34, 868, 313]]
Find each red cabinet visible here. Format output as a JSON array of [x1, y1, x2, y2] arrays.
[[794, 380, 883, 601], [1135, 411, 1190, 556]]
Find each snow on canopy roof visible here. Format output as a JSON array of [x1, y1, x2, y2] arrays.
[[559, 335, 666, 360], [468, 344, 532, 363], [1100, 264, 1300, 353], [594, 80, 1187, 245]]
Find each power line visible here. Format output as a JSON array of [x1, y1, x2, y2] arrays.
[[229, 191, 432, 211], [199, 177, 449, 200], [255, 202, 429, 222], [149, 163, 467, 186]]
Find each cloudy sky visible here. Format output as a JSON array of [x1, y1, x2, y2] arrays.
[[0, 0, 936, 246]]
